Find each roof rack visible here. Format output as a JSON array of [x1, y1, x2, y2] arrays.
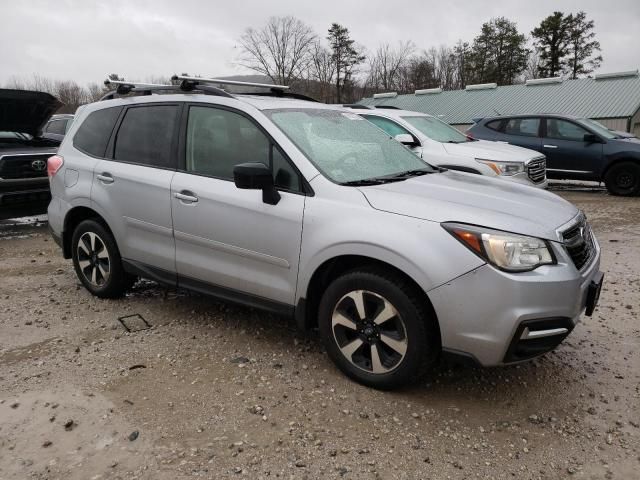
[[172, 75, 289, 90], [374, 105, 400, 110], [99, 75, 318, 103], [171, 75, 318, 102]]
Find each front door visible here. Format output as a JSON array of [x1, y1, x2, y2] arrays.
[[171, 104, 305, 307], [542, 117, 603, 178]]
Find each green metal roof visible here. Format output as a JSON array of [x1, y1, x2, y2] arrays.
[[359, 74, 640, 125]]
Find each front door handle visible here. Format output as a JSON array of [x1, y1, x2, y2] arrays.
[[543, 144, 558, 149], [174, 191, 199, 203], [97, 173, 114, 184]]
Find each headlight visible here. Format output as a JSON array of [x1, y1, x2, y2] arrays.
[[475, 158, 524, 176], [442, 223, 555, 272]]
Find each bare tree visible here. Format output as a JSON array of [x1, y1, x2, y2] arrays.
[[238, 16, 316, 86], [308, 41, 336, 102], [367, 41, 415, 92], [524, 50, 541, 80]]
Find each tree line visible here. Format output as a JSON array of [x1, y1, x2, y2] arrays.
[[239, 11, 603, 103], [3, 11, 603, 111]]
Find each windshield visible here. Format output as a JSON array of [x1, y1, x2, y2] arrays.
[[265, 108, 434, 184], [0, 131, 33, 140], [576, 118, 617, 139], [402, 116, 470, 143]]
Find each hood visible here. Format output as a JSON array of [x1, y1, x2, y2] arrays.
[[442, 139, 542, 163], [610, 136, 640, 146], [0, 89, 62, 137], [359, 170, 578, 241]]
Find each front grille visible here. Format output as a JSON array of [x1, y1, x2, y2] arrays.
[[0, 154, 53, 180], [526, 157, 546, 183], [562, 217, 595, 270]]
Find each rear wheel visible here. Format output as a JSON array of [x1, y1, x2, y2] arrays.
[[604, 162, 640, 196], [71, 219, 135, 298], [318, 268, 439, 389]]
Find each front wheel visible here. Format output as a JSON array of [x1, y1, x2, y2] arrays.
[[318, 268, 439, 389], [604, 162, 640, 196], [71, 219, 135, 298]]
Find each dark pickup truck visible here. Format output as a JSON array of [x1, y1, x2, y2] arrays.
[[0, 89, 61, 219]]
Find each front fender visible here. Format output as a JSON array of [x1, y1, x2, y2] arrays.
[[296, 194, 485, 302]]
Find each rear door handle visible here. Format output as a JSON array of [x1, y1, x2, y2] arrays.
[[174, 191, 199, 203], [97, 173, 114, 184], [543, 144, 558, 149]]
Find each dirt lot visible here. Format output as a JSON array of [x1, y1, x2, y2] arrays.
[[1, 186, 638, 480]]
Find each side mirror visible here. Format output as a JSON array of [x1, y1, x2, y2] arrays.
[[233, 162, 280, 205], [583, 133, 601, 144], [394, 133, 418, 146]]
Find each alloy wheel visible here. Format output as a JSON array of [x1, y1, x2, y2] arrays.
[[77, 231, 110, 287], [331, 290, 408, 374]]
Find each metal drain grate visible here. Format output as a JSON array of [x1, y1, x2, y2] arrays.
[[118, 314, 151, 332]]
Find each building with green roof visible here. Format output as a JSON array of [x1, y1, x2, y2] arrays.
[[359, 70, 640, 136]]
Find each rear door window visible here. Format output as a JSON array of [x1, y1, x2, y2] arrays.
[[73, 107, 122, 157], [113, 105, 180, 168], [503, 118, 540, 137]]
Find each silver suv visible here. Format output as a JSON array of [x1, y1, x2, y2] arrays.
[[47, 77, 603, 389]]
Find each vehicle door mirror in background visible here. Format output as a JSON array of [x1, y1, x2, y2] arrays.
[[583, 133, 602, 144], [233, 162, 281, 205], [394, 133, 418, 146]]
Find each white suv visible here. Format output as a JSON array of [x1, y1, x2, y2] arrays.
[[353, 107, 547, 188], [47, 76, 601, 389]]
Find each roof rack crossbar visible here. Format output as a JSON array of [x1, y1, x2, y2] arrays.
[[100, 78, 234, 101], [342, 104, 373, 109], [172, 75, 290, 90]]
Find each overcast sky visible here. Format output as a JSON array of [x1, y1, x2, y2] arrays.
[[1, 0, 639, 86]]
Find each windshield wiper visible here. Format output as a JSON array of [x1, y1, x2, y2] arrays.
[[387, 169, 435, 179], [342, 169, 434, 186], [341, 177, 403, 186]]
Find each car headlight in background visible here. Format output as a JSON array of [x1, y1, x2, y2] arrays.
[[442, 223, 555, 272], [475, 158, 524, 176]]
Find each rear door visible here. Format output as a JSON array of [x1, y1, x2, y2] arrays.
[[541, 117, 603, 178], [91, 103, 180, 276], [494, 117, 543, 152], [170, 104, 305, 308]]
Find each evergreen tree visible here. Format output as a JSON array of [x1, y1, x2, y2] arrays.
[[327, 23, 365, 103], [467, 17, 529, 85], [566, 11, 603, 79], [531, 12, 572, 78]]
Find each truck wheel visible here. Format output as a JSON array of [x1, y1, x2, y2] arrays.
[[604, 162, 640, 196], [318, 268, 439, 389], [71, 219, 136, 298]]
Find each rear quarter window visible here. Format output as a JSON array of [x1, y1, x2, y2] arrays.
[[485, 119, 504, 132], [73, 107, 122, 157]]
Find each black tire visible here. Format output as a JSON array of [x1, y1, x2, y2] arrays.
[[604, 161, 640, 196], [71, 219, 136, 298], [318, 268, 439, 390]]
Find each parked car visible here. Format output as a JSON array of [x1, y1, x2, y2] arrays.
[[468, 114, 640, 196], [42, 114, 74, 142], [0, 89, 61, 220], [48, 78, 603, 389], [348, 106, 547, 189]]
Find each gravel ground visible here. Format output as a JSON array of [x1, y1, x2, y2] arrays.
[[0, 188, 638, 480]]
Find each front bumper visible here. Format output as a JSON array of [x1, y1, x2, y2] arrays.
[[428, 239, 601, 366]]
